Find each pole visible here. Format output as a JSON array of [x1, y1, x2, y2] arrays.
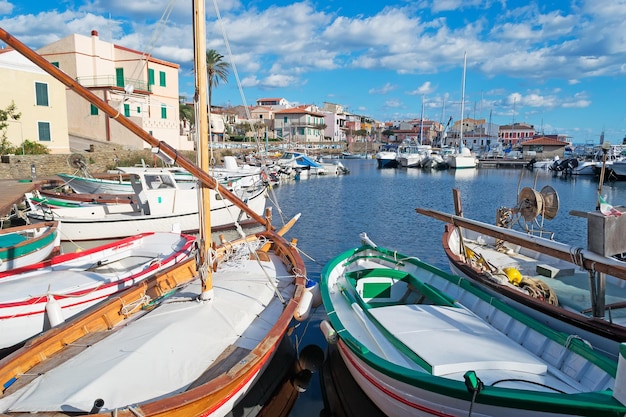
[[415, 207, 626, 281]]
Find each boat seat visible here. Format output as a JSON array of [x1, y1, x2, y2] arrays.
[[355, 276, 409, 305], [0, 233, 27, 247]]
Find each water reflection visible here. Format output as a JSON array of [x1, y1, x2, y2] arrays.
[[319, 344, 385, 417]]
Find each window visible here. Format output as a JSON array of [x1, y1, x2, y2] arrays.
[[115, 68, 125, 87], [38, 122, 51, 141], [35, 82, 49, 106], [161, 104, 167, 119], [136, 106, 141, 114], [124, 103, 130, 117], [51, 62, 59, 68], [159, 71, 166, 87], [148, 69, 155, 86], [90, 104, 99, 115]]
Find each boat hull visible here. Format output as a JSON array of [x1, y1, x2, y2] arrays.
[[320, 243, 626, 417], [0, 231, 306, 417], [27, 186, 267, 241], [0, 232, 195, 350], [442, 223, 626, 360], [0, 222, 60, 272]]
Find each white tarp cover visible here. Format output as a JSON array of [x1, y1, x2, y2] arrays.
[[0, 254, 291, 413]]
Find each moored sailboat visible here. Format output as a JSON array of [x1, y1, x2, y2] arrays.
[[0, 3, 310, 414]]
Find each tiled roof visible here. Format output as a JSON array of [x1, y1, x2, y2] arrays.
[[274, 107, 324, 116], [521, 137, 569, 146]]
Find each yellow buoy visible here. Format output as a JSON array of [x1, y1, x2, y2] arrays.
[[503, 267, 523, 286]]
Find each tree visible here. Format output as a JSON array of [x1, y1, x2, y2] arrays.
[[0, 101, 21, 138], [179, 97, 194, 127], [205, 49, 231, 108], [0, 101, 21, 154]]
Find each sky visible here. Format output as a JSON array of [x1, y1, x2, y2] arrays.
[[1, 0, 626, 145]]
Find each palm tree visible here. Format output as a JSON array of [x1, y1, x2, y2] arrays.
[[205, 49, 230, 108]]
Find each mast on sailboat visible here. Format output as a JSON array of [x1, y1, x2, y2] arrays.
[[459, 51, 466, 151], [194, 0, 214, 301], [419, 95, 424, 145]]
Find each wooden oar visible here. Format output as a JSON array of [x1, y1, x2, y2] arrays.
[[416, 207, 626, 281]]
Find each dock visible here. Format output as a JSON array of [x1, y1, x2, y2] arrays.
[[478, 159, 529, 169], [0, 178, 61, 220]]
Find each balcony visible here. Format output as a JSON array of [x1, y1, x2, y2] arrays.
[[76, 76, 151, 92]]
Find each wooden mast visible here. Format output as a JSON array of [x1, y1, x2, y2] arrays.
[[194, 0, 213, 300], [416, 206, 626, 281], [0, 27, 271, 229]]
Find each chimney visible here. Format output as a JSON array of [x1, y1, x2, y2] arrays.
[[91, 30, 98, 37]]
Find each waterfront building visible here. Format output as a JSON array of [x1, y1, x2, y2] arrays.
[[499, 122, 536, 146], [37, 30, 188, 151], [0, 49, 70, 154], [274, 106, 326, 145]]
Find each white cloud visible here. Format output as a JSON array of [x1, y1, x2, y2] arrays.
[[0, 0, 13, 15], [369, 83, 396, 95], [407, 81, 435, 95]]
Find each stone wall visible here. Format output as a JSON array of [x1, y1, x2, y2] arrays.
[[0, 144, 198, 180]]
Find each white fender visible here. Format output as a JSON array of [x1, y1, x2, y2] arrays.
[[294, 289, 313, 322], [320, 319, 337, 344], [45, 294, 64, 327], [305, 279, 322, 308]]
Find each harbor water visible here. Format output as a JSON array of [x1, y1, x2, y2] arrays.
[[273, 158, 626, 417]]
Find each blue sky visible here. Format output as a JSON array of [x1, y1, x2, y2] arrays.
[[1, 0, 626, 145]]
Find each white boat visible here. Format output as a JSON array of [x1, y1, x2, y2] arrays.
[[447, 146, 479, 169], [396, 144, 431, 168], [277, 151, 328, 177], [26, 166, 268, 241], [375, 144, 398, 168], [0, 231, 195, 351], [320, 234, 626, 417], [447, 53, 478, 170], [421, 150, 447, 170], [0, 222, 60, 272]]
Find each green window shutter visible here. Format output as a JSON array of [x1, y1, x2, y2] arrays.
[[90, 104, 99, 115], [115, 68, 125, 87], [148, 69, 155, 86], [38, 122, 51, 141], [284, 117, 288, 123], [35, 82, 49, 106], [51, 62, 59, 68], [136, 106, 141, 114], [161, 105, 167, 119], [159, 71, 166, 87], [124, 103, 130, 117]]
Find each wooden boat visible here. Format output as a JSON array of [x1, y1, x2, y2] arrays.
[[320, 233, 626, 417], [37, 189, 137, 206], [0, 221, 60, 272], [57, 172, 143, 194], [25, 166, 268, 241], [417, 188, 626, 361], [0, 231, 195, 352], [0, 4, 310, 415], [59, 159, 260, 194]]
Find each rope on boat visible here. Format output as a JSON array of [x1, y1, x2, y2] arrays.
[[121, 293, 151, 315]]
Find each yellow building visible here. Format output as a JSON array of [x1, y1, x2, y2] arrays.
[[37, 30, 190, 151], [0, 49, 70, 154]]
